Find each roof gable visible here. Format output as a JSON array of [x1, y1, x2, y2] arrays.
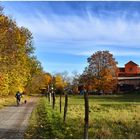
[[125, 61, 138, 66]]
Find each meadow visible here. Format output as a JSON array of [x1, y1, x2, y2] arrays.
[[25, 93, 140, 139]]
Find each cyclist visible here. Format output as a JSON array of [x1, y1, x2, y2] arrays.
[[15, 91, 22, 106]]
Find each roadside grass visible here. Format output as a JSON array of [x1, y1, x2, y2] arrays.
[[25, 94, 140, 139], [0, 96, 16, 109], [24, 97, 66, 139], [0, 95, 30, 109]]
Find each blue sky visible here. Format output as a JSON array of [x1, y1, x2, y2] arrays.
[[2, 1, 140, 74]]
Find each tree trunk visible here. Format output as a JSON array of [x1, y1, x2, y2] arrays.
[[60, 92, 62, 113], [84, 91, 89, 139], [52, 91, 55, 109], [63, 93, 68, 123]]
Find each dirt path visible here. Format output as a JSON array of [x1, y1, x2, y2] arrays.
[[0, 97, 38, 139]]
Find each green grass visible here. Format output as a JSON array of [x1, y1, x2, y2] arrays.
[[25, 94, 140, 139]]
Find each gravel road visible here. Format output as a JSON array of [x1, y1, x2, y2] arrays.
[[0, 97, 38, 139]]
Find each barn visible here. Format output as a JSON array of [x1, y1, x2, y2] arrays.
[[118, 61, 140, 92]]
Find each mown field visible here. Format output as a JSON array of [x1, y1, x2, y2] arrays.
[[25, 94, 140, 139]]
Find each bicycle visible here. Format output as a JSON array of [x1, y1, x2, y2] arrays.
[[16, 99, 20, 106]]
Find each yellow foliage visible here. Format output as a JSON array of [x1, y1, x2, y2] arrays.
[[54, 74, 67, 90], [43, 73, 52, 86], [0, 12, 42, 95]]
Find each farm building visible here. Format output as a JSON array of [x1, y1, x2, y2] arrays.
[[118, 61, 140, 92]]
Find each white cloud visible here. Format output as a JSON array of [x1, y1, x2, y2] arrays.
[[77, 50, 140, 56], [4, 4, 140, 57], [12, 9, 140, 43]]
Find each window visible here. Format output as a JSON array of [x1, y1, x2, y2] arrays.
[[129, 67, 133, 72]]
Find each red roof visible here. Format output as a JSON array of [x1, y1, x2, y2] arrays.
[[125, 61, 138, 66]]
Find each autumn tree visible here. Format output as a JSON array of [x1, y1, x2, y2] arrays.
[[25, 72, 52, 95], [0, 6, 43, 95], [54, 74, 67, 94], [53, 74, 67, 112], [71, 71, 80, 94], [79, 68, 94, 93], [43, 73, 52, 92], [83, 51, 118, 94], [60, 71, 71, 85]]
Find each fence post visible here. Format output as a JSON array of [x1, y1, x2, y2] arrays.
[[52, 91, 55, 109], [49, 92, 51, 104], [63, 93, 68, 123], [60, 92, 62, 113], [84, 90, 89, 139]]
